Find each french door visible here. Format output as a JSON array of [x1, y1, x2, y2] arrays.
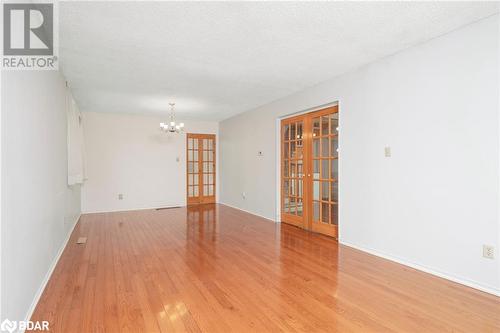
[[187, 133, 216, 205], [281, 106, 339, 238]]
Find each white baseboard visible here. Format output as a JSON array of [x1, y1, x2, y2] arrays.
[[82, 204, 184, 214], [22, 214, 81, 330], [340, 240, 500, 297], [219, 202, 278, 223]]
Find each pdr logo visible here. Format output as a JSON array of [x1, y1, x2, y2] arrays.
[[0, 319, 49, 332], [2, 2, 58, 70], [0, 319, 16, 333]]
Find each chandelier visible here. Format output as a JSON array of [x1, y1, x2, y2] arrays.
[[160, 102, 184, 133]]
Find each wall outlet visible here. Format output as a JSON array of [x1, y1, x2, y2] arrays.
[[483, 245, 494, 259], [242, 192, 246, 199], [118, 193, 124, 200]]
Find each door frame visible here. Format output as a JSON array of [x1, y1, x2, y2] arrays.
[[276, 102, 340, 236]]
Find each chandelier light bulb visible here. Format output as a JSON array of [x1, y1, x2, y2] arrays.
[[180, 123, 185, 128]]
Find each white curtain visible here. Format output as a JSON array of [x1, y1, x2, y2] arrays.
[[67, 90, 86, 185]]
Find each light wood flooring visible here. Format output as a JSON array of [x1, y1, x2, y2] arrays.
[[30, 204, 500, 332]]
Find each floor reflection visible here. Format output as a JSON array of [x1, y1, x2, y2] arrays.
[[185, 204, 218, 271], [186, 203, 217, 241], [279, 224, 340, 292], [280, 224, 339, 264]]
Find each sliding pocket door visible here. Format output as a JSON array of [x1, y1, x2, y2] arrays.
[[281, 106, 338, 238], [187, 133, 216, 205]]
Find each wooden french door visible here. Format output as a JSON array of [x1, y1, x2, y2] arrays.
[[281, 106, 339, 238], [187, 133, 216, 205], [281, 115, 306, 228]]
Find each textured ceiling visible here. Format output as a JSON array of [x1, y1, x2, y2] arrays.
[[60, 2, 499, 120]]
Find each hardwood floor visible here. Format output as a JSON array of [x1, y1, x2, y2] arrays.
[[30, 204, 500, 332]]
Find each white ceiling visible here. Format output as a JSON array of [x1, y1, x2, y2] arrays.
[[60, 1, 499, 121]]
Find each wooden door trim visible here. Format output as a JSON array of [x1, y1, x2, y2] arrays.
[[303, 115, 312, 231], [306, 105, 338, 119]]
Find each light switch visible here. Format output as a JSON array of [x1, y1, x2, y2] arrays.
[[384, 146, 391, 157]]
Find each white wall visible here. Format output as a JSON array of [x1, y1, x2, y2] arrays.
[[82, 112, 218, 213], [1, 71, 81, 322], [220, 16, 500, 294]]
